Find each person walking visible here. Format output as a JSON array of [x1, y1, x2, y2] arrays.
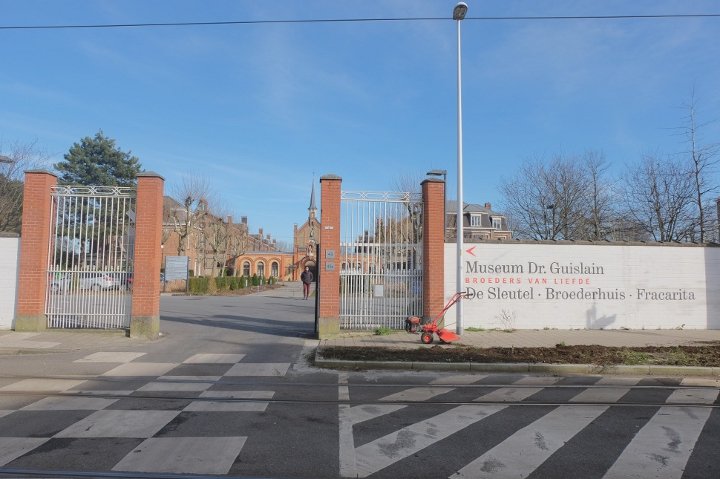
[[300, 266, 314, 299]]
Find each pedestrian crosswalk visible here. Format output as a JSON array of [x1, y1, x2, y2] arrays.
[[0, 350, 291, 476], [340, 374, 720, 478], [2, 358, 719, 478]]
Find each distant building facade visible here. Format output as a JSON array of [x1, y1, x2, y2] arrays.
[[290, 181, 320, 281], [446, 200, 512, 241], [161, 196, 292, 279]]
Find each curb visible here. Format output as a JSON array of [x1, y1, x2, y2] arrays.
[[314, 351, 720, 377]]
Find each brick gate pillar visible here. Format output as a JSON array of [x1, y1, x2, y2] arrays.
[[318, 174, 341, 338], [422, 178, 445, 323], [15, 170, 57, 331], [130, 172, 164, 339]]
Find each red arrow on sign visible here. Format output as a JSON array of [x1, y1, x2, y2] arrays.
[[466, 246, 476, 256]]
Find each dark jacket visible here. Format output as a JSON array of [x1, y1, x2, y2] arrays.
[[301, 270, 314, 284]]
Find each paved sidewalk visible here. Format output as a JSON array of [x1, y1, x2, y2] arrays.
[[320, 328, 720, 350]]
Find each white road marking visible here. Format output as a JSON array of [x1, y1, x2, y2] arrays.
[[224, 363, 290, 376], [570, 388, 631, 404], [339, 405, 358, 478], [665, 388, 719, 405], [380, 387, 454, 403], [54, 410, 180, 438], [0, 379, 86, 392], [430, 375, 486, 385], [339, 372, 349, 401], [596, 377, 643, 386], [513, 376, 562, 386], [199, 390, 274, 399], [183, 353, 245, 364], [0, 438, 49, 466], [101, 363, 178, 377], [21, 396, 118, 410], [680, 377, 720, 387], [451, 405, 608, 479], [113, 436, 246, 474], [346, 404, 407, 426], [74, 352, 146, 363], [354, 405, 507, 478], [137, 381, 214, 392], [183, 401, 268, 412], [602, 406, 713, 479], [474, 387, 543, 402]]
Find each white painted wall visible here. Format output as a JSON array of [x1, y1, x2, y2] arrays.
[[444, 243, 720, 330], [0, 236, 20, 329]]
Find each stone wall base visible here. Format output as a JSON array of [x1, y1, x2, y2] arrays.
[[13, 314, 48, 332], [130, 316, 160, 340], [317, 316, 340, 339]]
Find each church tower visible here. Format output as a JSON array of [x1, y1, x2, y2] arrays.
[[291, 178, 321, 281]]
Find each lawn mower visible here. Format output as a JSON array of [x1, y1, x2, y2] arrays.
[[404, 292, 464, 344]]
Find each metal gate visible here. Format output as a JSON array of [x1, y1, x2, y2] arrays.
[[339, 191, 423, 329], [45, 185, 136, 329]]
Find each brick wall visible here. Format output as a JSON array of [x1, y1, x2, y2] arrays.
[[317, 175, 341, 337], [422, 178, 445, 322], [14, 170, 57, 331], [130, 172, 164, 339]]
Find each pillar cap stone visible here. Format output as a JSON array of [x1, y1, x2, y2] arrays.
[[320, 174, 342, 181], [137, 171, 165, 181], [24, 169, 57, 177], [422, 178, 445, 185]]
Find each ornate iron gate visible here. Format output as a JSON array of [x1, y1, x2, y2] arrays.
[[45, 185, 136, 329], [339, 191, 423, 329]]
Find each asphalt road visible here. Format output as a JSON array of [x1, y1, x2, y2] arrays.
[[0, 287, 719, 478]]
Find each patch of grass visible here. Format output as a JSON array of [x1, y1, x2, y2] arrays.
[[660, 347, 698, 366], [556, 341, 567, 348], [464, 327, 485, 332], [374, 327, 392, 336], [619, 350, 651, 365]]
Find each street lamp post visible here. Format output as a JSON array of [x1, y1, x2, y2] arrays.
[[453, 1, 467, 335]]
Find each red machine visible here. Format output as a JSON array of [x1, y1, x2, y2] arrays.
[[405, 292, 464, 344]]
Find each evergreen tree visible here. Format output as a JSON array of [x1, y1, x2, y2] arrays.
[[55, 131, 142, 186]]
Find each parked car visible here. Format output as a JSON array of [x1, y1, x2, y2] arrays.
[[123, 273, 164, 291], [49, 272, 123, 292], [49, 274, 71, 293]]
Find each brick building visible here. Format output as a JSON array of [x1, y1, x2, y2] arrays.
[[290, 181, 320, 281], [445, 200, 512, 241]]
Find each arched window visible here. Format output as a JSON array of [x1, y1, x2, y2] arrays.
[[271, 261, 279, 278], [242, 261, 250, 277], [257, 261, 265, 278]]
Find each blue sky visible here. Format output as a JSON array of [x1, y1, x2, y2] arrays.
[[2, 0, 719, 246]]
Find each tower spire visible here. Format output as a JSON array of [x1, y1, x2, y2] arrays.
[[308, 176, 317, 219]]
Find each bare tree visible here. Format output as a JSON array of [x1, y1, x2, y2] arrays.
[[621, 154, 695, 242], [0, 140, 50, 233], [168, 176, 211, 256], [675, 92, 719, 242], [501, 153, 608, 240], [201, 201, 233, 278], [500, 158, 555, 239], [579, 152, 617, 240], [225, 221, 249, 275]]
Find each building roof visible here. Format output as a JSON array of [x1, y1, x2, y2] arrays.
[[309, 180, 317, 212], [445, 200, 501, 216]]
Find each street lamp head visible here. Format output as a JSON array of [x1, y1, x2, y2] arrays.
[[0, 154, 13, 164], [426, 169, 447, 177], [453, 2, 468, 21]]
